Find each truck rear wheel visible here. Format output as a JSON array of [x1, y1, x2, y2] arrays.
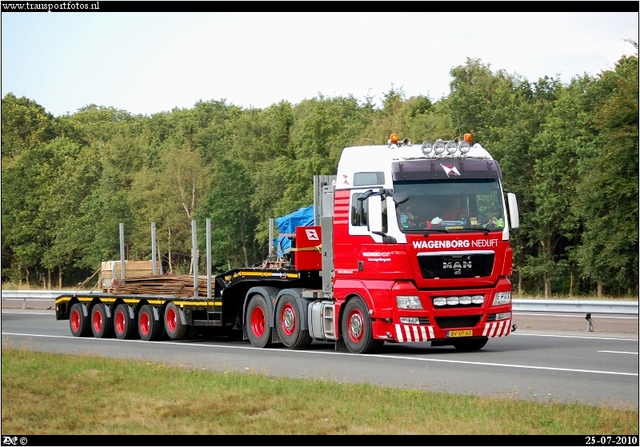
[[91, 303, 114, 338], [276, 294, 312, 349], [69, 303, 91, 337], [138, 304, 164, 341], [247, 294, 272, 348], [453, 338, 488, 351], [114, 304, 137, 339], [341, 297, 383, 354], [164, 302, 188, 340]]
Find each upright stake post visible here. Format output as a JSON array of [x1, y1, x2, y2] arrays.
[[151, 222, 157, 275], [119, 223, 126, 282], [192, 220, 198, 298]]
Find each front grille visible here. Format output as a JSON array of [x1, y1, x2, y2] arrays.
[[435, 315, 481, 329], [418, 253, 494, 279]]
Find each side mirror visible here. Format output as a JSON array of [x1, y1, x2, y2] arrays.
[[393, 190, 409, 205], [367, 195, 383, 233], [507, 193, 519, 229]]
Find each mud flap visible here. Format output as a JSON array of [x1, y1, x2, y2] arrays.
[[334, 337, 348, 352]]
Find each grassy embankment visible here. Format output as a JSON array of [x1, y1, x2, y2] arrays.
[[1, 345, 637, 435]]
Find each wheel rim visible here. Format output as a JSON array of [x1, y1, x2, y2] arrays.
[[71, 309, 80, 332], [251, 304, 266, 338], [115, 310, 126, 334], [347, 309, 364, 343], [140, 311, 150, 336], [281, 303, 296, 337], [166, 308, 177, 332], [92, 309, 103, 333]]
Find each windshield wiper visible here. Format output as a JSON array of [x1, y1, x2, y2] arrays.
[[422, 228, 450, 236]]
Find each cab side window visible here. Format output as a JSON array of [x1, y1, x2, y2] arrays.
[[351, 192, 387, 230]]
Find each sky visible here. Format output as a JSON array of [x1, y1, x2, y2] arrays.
[[2, 9, 638, 117]]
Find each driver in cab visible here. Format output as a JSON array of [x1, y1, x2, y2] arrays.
[[441, 196, 469, 221]]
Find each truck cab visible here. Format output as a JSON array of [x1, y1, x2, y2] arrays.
[[324, 133, 519, 353]]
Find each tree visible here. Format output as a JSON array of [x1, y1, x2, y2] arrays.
[[197, 156, 259, 271], [572, 43, 639, 296]]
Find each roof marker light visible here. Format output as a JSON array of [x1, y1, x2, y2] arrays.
[[389, 133, 399, 145], [464, 133, 473, 144]]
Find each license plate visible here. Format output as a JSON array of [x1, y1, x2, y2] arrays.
[[447, 330, 473, 338]]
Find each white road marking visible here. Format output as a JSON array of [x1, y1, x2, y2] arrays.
[[3, 332, 637, 377], [598, 350, 638, 355]]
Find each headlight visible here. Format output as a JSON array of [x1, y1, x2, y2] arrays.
[[493, 291, 511, 306], [397, 296, 423, 309]]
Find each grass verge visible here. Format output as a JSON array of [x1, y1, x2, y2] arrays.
[[1, 346, 638, 435]]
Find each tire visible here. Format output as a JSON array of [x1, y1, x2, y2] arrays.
[[275, 294, 312, 349], [164, 302, 188, 340], [138, 304, 164, 341], [69, 303, 91, 337], [91, 303, 114, 338], [113, 304, 137, 340], [341, 297, 383, 354], [453, 338, 488, 351], [246, 294, 272, 348]]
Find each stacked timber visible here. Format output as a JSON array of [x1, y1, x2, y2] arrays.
[[106, 274, 213, 298]]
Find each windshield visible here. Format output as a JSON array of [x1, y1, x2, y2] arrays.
[[393, 179, 505, 232]]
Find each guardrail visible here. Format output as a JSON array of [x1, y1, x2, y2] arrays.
[[1, 289, 638, 315]]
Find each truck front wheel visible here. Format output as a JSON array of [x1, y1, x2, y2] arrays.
[[341, 297, 383, 354], [69, 303, 91, 337], [276, 294, 312, 349], [246, 294, 272, 348]]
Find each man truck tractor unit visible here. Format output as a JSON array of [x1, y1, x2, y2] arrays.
[[55, 133, 519, 354]]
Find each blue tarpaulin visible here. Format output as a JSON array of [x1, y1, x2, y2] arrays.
[[274, 205, 314, 257]]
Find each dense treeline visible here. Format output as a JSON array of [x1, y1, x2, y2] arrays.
[[2, 44, 638, 297]]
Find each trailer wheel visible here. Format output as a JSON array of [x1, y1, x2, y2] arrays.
[[247, 294, 272, 348], [164, 302, 188, 340], [138, 304, 164, 341], [114, 304, 137, 340], [69, 303, 91, 337], [91, 303, 114, 338], [276, 294, 312, 349], [341, 297, 383, 354], [453, 338, 488, 351]]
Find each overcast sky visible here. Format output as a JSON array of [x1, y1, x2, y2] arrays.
[[2, 10, 638, 117]]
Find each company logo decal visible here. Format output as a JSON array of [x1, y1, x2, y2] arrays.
[[342, 174, 349, 185], [412, 239, 499, 249], [440, 164, 461, 177], [305, 229, 320, 241]]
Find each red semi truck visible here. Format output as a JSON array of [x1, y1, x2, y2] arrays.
[[55, 133, 519, 354]]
